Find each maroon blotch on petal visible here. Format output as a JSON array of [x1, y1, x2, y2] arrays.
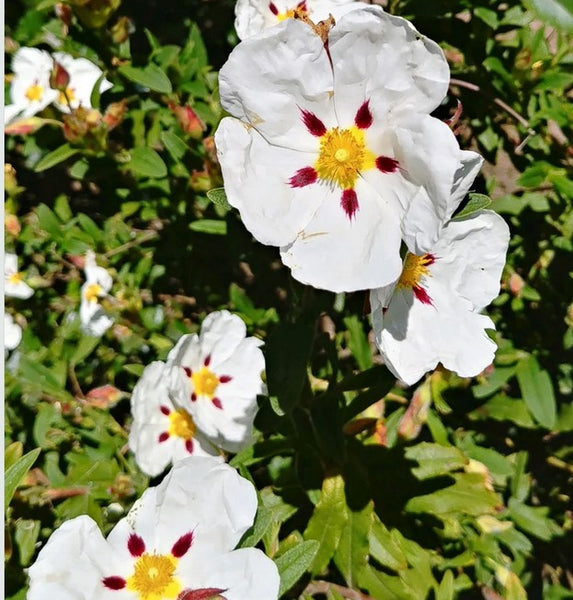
[[185, 439, 194, 454], [178, 589, 227, 600], [171, 532, 194, 558], [158, 432, 170, 443], [191, 392, 197, 402], [127, 533, 146, 557], [289, 166, 317, 188], [269, 2, 278, 15], [219, 375, 232, 384], [204, 355, 211, 367], [354, 100, 373, 129], [103, 576, 126, 590], [376, 156, 400, 173], [297, 0, 307, 10], [340, 189, 359, 220], [183, 367, 192, 377], [413, 285, 433, 305], [300, 108, 326, 137], [212, 398, 223, 410], [160, 405, 171, 416]]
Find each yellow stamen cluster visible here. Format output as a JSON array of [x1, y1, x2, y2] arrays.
[[398, 253, 434, 290], [315, 126, 375, 189], [168, 409, 196, 440], [191, 366, 220, 398], [84, 283, 103, 303], [126, 553, 181, 600], [58, 87, 76, 106], [8, 273, 23, 285], [25, 83, 43, 102]]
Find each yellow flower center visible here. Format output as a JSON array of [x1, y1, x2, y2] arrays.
[[398, 253, 434, 290], [277, 8, 296, 20], [314, 126, 375, 189], [126, 553, 181, 600], [25, 83, 43, 102], [58, 87, 76, 105], [84, 283, 103, 303], [8, 272, 22, 285], [168, 409, 196, 440], [191, 366, 220, 398]]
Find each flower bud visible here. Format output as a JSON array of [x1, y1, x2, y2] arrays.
[[50, 60, 71, 91], [110, 16, 133, 44], [5, 214, 21, 237], [55, 3, 73, 26], [169, 102, 206, 138], [103, 100, 127, 130]]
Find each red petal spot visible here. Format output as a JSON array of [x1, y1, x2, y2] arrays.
[[269, 2, 278, 14], [297, 0, 307, 10], [171, 532, 194, 558], [183, 367, 192, 377], [376, 156, 400, 173], [300, 109, 326, 137], [212, 398, 223, 410], [219, 375, 232, 384], [185, 439, 194, 454], [204, 355, 211, 367], [413, 285, 433, 305], [160, 405, 171, 416], [178, 589, 227, 600], [128, 533, 146, 557], [103, 576, 126, 590], [191, 392, 197, 402], [340, 189, 359, 220], [424, 253, 436, 266], [354, 100, 373, 129], [158, 432, 170, 443], [289, 166, 317, 188]]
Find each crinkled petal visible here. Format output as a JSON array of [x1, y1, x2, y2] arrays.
[[12, 47, 54, 75], [219, 18, 335, 151], [280, 177, 403, 291], [328, 7, 450, 125], [215, 117, 326, 246]]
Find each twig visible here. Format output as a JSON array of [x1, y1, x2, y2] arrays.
[[68, 365, 85, 399], [104, 230, 159, 258], [303, 580, 376, 600]]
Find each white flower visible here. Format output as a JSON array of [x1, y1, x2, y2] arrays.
[[215, 6, 479, 292], [27, 457, 280, 600], [80, 250, 113, 337], [4, 47, 58, 124], [166, 311, 265, 453], [128, 362, 219, 477], [52, 52, 113, 113], [370, 210, 510, 386], [234, 0, 363, 40], [4, 252, 34, 299], [4, 313, 22, 351]]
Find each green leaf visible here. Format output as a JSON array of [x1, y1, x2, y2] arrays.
[[119, 64, 172, 93], [524, 0, 573, 32], [128, 147, 168, 179], [36, 203, 63, 240], [189, 219, 227, 235], [14, 519, 41, 566], [516, 355, 557, 429], [160, 131, 187, 161], [34, 144, 79, 172], [369, 516, 408, 572], [436, 570, 455, 600], [5, 442, 24, 471], [206, 187, 231, 211], [452, 194, 492, 221], [71, 335, 101, 365], [89, 72, 106, 110], [304, 475, 348, 575], [343, 315, 373, 371], [276, 540, 320, 596], [405, 443, 468, 480], [508, 498, 562, 541], [5, 448, 41, 507]]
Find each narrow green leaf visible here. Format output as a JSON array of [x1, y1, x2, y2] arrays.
[[436, 570, 455, 600], [189, 219, 227, 235], [14, 519, 41, 566], [160, 130, 187, 161], [124, 364, 145, 377], [119, 64, 172, 93], [206, 187, 231, 211], [276, 540, 320, 596], [128, 147, 168, 179], [36, 204, 63, 240], [452, 194, 492, 221], [516, 355, 557, 429], [343, 315, 373, 371], [369, 516, 408, 572], [5, 442, 24, 471], [5, 448, 41, 507], [34, 144, 79, 172], [89, 72, 106, 109]]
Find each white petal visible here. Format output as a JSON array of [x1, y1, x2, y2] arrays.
[[12, 47, 53, 75], [200, 310, 254, 366], [219, 17, 335, 151], [80, 295, 113, 337], [328, 7, 450, 125], [84, 252, 113, 291], [280, 177, 403, 292], [4, 104, 25, 125], [215, 117, 325, 247], [4, 314, 22, 350], [5, 252, 18, 275], [5, 279, 34, 299], [449, 150, 484, 211]]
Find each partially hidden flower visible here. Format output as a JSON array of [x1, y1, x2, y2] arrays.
[[234, 0, 362, 40], [27, 456, 280, 600], [4, 252, 34, 299], [166, 310, 265, 453], [51, 52, 113, 113], [370, 210, 510, 386], [4, 313, 22, 351], [215, 7, 481, 292], [80, 250, 114, 337], [129, 362, 219, 477]]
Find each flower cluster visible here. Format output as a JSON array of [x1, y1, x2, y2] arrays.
[[215, 5, 510, 385], [129, 311, 265, 476], [4, 47, 112, 125], [80, 250, 114, 337], [27, 456, 280, 600]]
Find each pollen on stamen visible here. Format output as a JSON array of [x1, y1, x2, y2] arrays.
[[103, 576, 126, 590], [128, 533, 146, 557], [212, 398, 223, 410], [289, 166, 317, 188], [341, 189, 359, 220], [355, 100, 373, 129], [171, 532, 194, 558], [269, 2, 278, 14], [300, 109, 327, 137], [158, 432, 170, 443], [376, 156, 400, 173], [160, 405, 171, 416]]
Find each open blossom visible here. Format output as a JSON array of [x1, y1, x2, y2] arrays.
[[234, 0, 362, 40], [370, 210, 510, 386], [80, 250, 113, 337], [129, 362, 219, 477], [4, 313, 22, 351], [27, 456, 280, 600], [215, 6, 481, 292], [4, 252, 34, 299], [166, 311, 265, 453]]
